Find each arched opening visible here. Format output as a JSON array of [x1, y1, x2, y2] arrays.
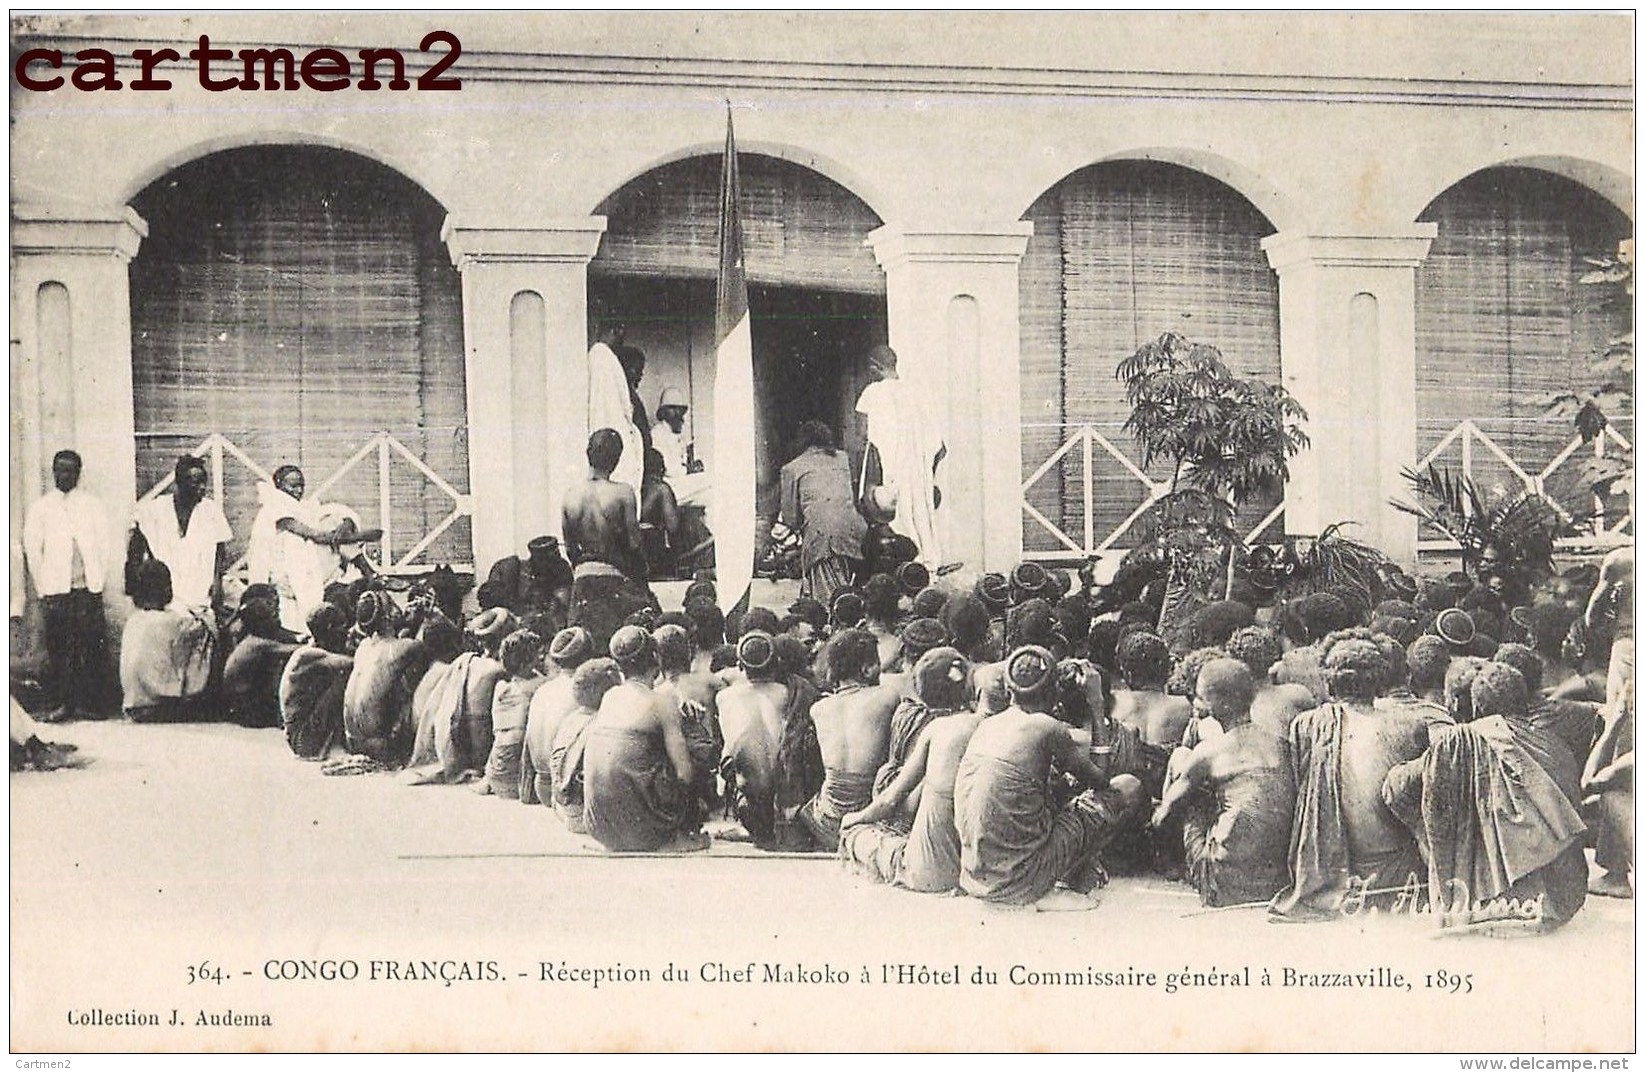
[[129, 146, 470, 572], [1415, 166, 1633, 534], [1019, 161, 1283, 559], [589, 153, 887, 573]]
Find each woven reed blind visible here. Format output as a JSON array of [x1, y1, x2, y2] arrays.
[[130, 147, 470, 567], [1021, 162, 1282, 549], [593, 155, 884, 294], [1416, 167, 1632, 501]]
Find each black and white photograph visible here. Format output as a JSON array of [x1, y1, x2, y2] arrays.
[[6, 10, 1636, 1054]]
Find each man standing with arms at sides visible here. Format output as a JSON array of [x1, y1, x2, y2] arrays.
[[586, 320, 645, 495], [129, 454, 231, 618], [562, 429, 658, 654], [23, 449, 112, 721]]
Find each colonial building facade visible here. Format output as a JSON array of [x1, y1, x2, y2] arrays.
[[10, 12, 1633, 633]]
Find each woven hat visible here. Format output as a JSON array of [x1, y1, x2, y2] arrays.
[[900, 617, 950, 658], [737, 630, 777, 674], [609, 624, 656, 665], [548, 626, 595, 668], [895, 561, 930, 596], [975, 573, 1011, 613], [571, 658, 623, 710], [831, 590, 866, 628], [1004, 645, 1057, 698], [1010, 562, 1050, 600], [1434, 607, 1477, 648], [470, 607, 518, 643], [911, 646, 969, 710]]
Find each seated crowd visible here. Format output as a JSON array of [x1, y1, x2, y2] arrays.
[[117, 544, 1635, 925]]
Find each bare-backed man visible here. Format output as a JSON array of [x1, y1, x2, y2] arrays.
[[562, 428, 657, 654], [797, 628, 902, 850]]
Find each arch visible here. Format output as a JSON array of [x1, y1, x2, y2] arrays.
[[585, 137, 893, 224], [1012, 146, 1304, 234], [1406, 154, 1633, 225], [115, 129, 454, 213], [128, 144, 471, 569]]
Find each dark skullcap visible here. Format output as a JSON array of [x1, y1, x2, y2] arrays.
[[1043, 570, 1073, 601], [571, 658, 623, 710], [737, 629, 777, 674], [911, 646, 970, 711], [498, 628, 544, 678], [896, 561, 931, 597], [911, 586, 949, 620], [1004, 645, 1058, 699], [830, 590, 866, 628], [1434, 607, 1476, 649], [975, 572, 1011, 612], [609, 624, 656, 665], [1471, 662, 1529, 719], [549, 626, 595, 668], [1010, 561, 1049, 601], [652, 624, 692, 673], [684, 579, 718, 604], [1406, 635, 1451, 690], [901, 617, 949, 658], [470, 607, 519, 643]]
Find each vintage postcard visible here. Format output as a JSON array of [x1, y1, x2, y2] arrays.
[[7, 10, 1635, 1055]]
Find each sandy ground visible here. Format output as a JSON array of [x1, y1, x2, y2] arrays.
[[9, 716, 1636, 1053]]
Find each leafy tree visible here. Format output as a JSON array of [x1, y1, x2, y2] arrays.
[[1115, 332, 1309, 628]]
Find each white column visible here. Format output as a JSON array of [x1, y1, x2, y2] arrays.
[[443, 217, 607, 577], [867, 223, 1034, 576], [1262, 228, 1437, 564], [11, 205, 148, 629]]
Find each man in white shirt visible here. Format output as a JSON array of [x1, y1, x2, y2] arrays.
[[23, 450, 112, 720], [129, 454, 233, 616]]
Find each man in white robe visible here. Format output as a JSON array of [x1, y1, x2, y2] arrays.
[[856, 344, 945, 568], [587, 322, 645, 497]]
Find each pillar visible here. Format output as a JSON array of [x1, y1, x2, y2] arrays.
[[867, 223, 1034, 576], [10, 204, 148, 635], [1262, 228, 1437, 564], [443, 217, 607, 576]]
